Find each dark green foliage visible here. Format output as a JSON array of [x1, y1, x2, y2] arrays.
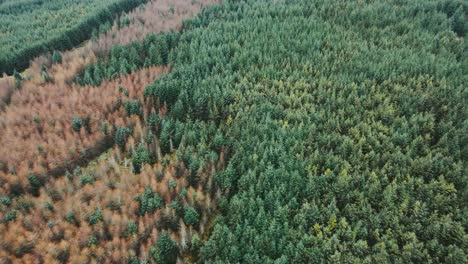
[[93, 64, 103, 85], [115, 126, 132, 150], [88, 208, 103, 225], [171, 100, 185, 120], [88, 236, 99, 247], [76, 31, 180, 86], [71, 116, 86, 132], [45, 202, 54, 212], [136, 186, 164, 216], [126, 221, 138, 237], [168, 179, 176, 190], [92, 21, 113, 40], [0, 0, 148, 75], [4, 210, 17, 222], [33, 116, 41, 124], [125, 100, 142, 117], [151, 231, 178, 264], [147, 110, 161, 132], [212, 132, 225, 152], [65, 211, 77, 224], [79, 173, 94, 186], [13, 70, 23, 89], [142, 0, 468, 262], [132, 143, 151, 173], [159, 120, 175, 154], [65, 170, 73, 181], [73, 166, 82, 177], [169, 201, 182, 216], [27, 174, 42, 196], [101, 121, 109, 135], [191, 234, 202, 252], [0, 196, 12, 206], [451, 6, 468, 37], [154, 34, 169, 65], [188, 158, 200, 186], [16, 199, 34, 214], [183, 206, 199, 226], [52, 50, 62, 64], [117, 15, 131, 29]]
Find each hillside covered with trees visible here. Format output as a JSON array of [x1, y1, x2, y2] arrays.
[[0, 0, 467, 262]]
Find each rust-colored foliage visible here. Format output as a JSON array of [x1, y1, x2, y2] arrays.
[[0, 0, 218, 194], [0, 66, 168, 195], [91, 0, 217, 53], [0, 0, 220, 262], [0, 0, 216, 91], [0, 139, 221, 262]]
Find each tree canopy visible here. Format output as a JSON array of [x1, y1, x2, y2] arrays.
[[143, 0, 468, 262], [0, 0, 147, 75]]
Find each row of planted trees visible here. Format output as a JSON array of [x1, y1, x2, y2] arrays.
[[76, 32, 179, 86], [0, 0, 148, 75]]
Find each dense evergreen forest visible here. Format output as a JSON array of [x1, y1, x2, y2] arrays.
[[0, 0, 467, 262], [143, 0, 467, 262], [75, 31, 180, 86], [0, 0, 146, 75]]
